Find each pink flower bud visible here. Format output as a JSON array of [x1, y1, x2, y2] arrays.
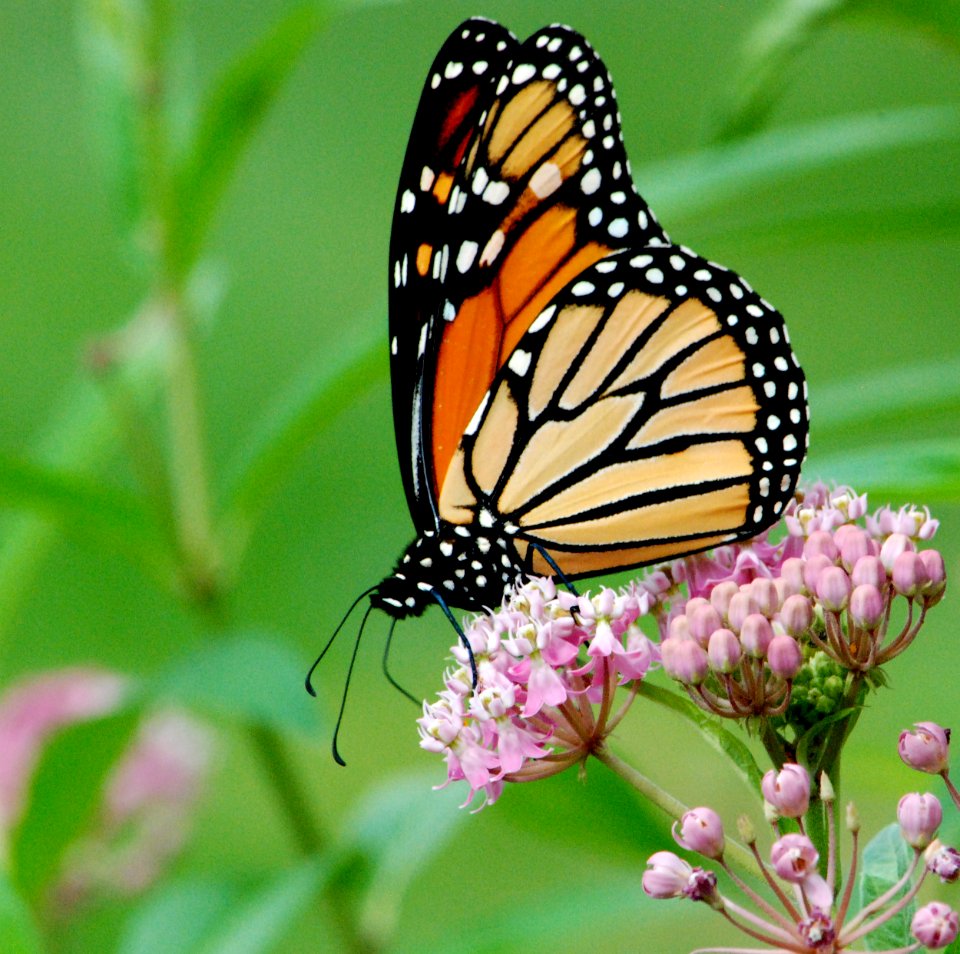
[[816, 566, 852, 612], [673, 807, 725, 859], [837, 526, 871, 571], [749, 578, 781, 618], [803, 530, 839, 562], [767, 635, 803, 679], [688, 603, 723, 648], [880, 532, 915, 573], [849, 584, 884, 630], [727, 592, 759, 633], [892, 551, 929, 598], [739, 614, 773, 657], [668, 615, 693, 642], [898, 792, 943, 848], [899, 722, 951, 775], [661, 638, 709, 685], [851, 554, 887, 589], [709, 580, 739, 620], [803, 554, 834, 593], [781, 557, 807, 595], [912, 901, 959, 949], [761, 763, 811, 817], [926, 841, 960, 883], [770, 833, 819, 883], [919, 549, 947, 604], [779, 594, 813, 636], [643, 851, 693, 898], [707, 628, 741, 673]]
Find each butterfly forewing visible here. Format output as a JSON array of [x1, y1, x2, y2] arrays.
[[401, 24, 671, 515], [439, 244, 807, 578], [389, 18, 517, 524]]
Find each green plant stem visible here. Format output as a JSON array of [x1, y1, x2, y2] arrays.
[[593, 745, 757, 875], [161, 286, 221, 601], [247, 725, 374, 954]]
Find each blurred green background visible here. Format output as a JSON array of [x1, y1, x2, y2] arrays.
[[1, 0, 959, 951]]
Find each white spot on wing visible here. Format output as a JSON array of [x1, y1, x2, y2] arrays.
[[457, 241, 478, 273], [529, 162, 562, 199], [508, 349, 532, 376]]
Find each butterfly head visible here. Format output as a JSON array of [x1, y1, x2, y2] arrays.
[[371, 521, 525, 619]]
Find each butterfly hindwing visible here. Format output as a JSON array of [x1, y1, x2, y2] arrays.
[[437, 244, 807, 578]]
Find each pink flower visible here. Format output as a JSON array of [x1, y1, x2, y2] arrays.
[[643, 851, 695, 899], [761, 763, 811, 818], [899, 722, 951, 775], [0, 668, 127, 828], [898, 792, 942, 848], [770, 833, 819, 882], [673, 807, 725, 859], [912, 901, 959, 949], [55, 711, 212, 909]]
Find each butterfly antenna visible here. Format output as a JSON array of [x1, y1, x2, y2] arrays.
[[530, 542, 579, 596], [430, 589, 478, 688], [331, 601, 376, 767], [305, 585, 378, 696], [382, 617, 420, 706]]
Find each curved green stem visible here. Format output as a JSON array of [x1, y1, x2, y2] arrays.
[[593, 746, 757, 875]]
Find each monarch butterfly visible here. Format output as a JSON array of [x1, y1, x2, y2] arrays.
[[313, 18, 808, 743]]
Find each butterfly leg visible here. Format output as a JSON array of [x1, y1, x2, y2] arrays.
[[529, 542, 580, 597], [430, 589, 479, 688], [381, 617, 420, 705]]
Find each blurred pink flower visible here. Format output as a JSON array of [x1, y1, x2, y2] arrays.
[[0, 668, 127, 827], [0, 668, 212, 913]]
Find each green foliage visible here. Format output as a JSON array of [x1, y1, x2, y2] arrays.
[[856, 823, 916, 950], [11, 709, 141, 904], [117, 861, 329, 954], [0, 878, 43, 954], [151, 632, 323, 734]]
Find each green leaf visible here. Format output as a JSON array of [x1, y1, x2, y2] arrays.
[[639, 105, 960, 223], [118, 863, 328, 954], [0, 452, 171, 570], [220, 329, 384, 555], [151, 632, 323, 734], [76, 0, 152, 233], [812, 356, 960, 437], [118, 879, 240, 954], [394, 875, 655, 954], [855, 822, 915, 950], [340, 772, 464, 948], [168, 6, 323, 277], [692, 199, 960, 248], [715, 0, 960, 140], [195, 860, 327, 954], [0, 876, 43, 954], [809, 438, 960, 502], [636, 682, 765, 794], [11, 708, 140, 903]]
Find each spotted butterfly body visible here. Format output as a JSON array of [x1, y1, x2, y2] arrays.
[[371, 18, 808, 620]]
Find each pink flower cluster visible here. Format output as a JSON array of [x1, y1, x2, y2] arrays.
[[644, 761, 960, 952], [654, 485, 946, 715], [418, 578, 657, 808]]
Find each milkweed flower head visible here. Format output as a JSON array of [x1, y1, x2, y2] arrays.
[[652, 484, 946, 737], [418, 576, 656, 808], [644, 758, 960, 953]]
